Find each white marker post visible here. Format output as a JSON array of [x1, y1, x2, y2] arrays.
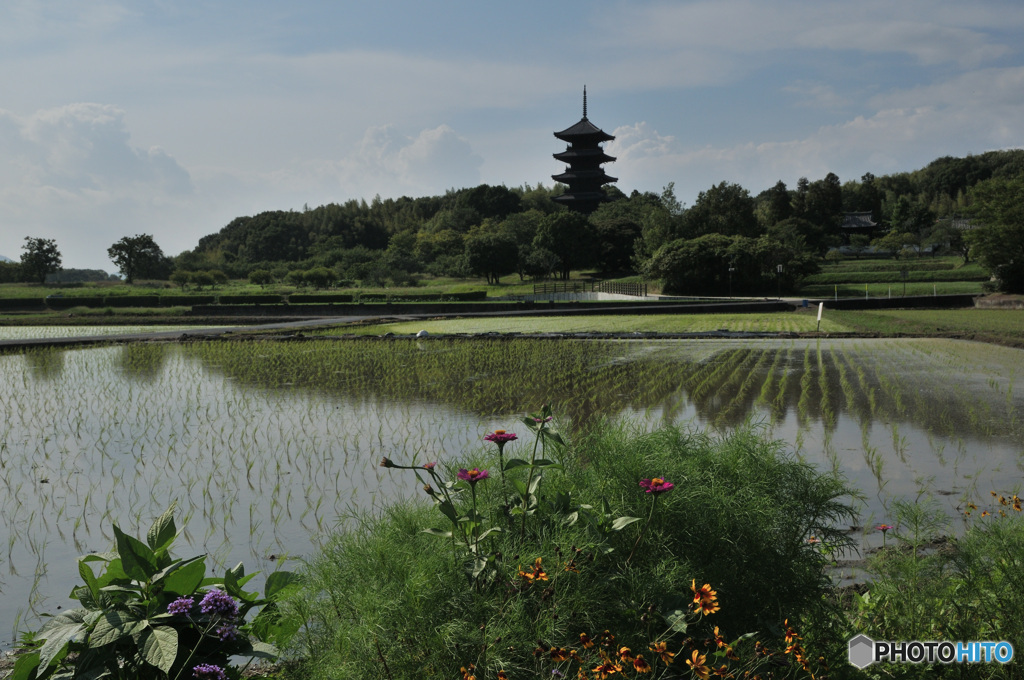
[[816, 302, 824, 332]]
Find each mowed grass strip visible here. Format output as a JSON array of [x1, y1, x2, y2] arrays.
[[327, 312, 854, 336], [831, 308, 1024, 339]]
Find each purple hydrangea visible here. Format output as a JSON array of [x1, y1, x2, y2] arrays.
[[216, 624, 238, 641], [193, 664, 228, 680], [199, 589, 239, 618], [167, 597, 194, 615]]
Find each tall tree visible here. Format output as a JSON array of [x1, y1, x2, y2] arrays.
[[108, 234, 169, 283], [965, 176, 1024, 293], [20, 237, 62, 284], [680, 181, 759, 239]]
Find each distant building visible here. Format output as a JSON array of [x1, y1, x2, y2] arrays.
[[552, 87, 617, 214], [840, 212, 878, 241]]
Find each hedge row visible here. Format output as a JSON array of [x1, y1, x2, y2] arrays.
[[804, 269, 989, 285], [827, 260, 959, 273]]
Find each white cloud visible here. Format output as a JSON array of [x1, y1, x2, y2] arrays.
[[0, 104, 194, 267]]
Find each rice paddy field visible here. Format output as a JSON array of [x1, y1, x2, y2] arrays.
[[0, 325, 216, 340], [1, 336, 1022, 649]]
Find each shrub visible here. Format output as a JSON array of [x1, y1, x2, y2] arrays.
[[283, 415, 855, 680], [11, 506, 298, 680]]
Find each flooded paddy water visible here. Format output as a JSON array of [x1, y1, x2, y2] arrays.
[[0, 336, 1021, 647]]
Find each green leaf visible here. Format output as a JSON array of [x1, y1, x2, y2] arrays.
[[510, 479, 528, 496], [224, 562, 259, 600], [146, 505, 178, 553], [666, 609, 689, 633], [533, 459, 563, 470], [477, 527, 503, 541], [160, 557, 207, 596], [503, 458, 530, 471], [421, 528, 453, 538], [113, 525, 159, 582], [139, 624, 178, 674], [38, 611, 87, 669], [611, 516, 642, 531], [95, 558, 129, 588], [436, 500, 460, 524], [265, 571, 300, 600], [528, 472, 543, 495], [77, 560, 101, 603], [8, 651, 40, 680], [88, 611, 141, 648]]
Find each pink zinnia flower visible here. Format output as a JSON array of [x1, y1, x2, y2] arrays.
[[639, 477, 674, 494], [457, 468, 489, 485], [876, 524, 894, 532], [484, 430, 518, 445], [423, 461, 437, 470]]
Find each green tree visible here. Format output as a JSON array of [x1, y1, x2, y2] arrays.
[[169, 270, 191, 290], [20, 236, 62, 284], [249, 269, 274, 287], [966, 176, 1024, 293], [107, 234, 169, 283], [532, 212, 596, 280], [464, 230, 518, 284], [680, 181, 759, 239]]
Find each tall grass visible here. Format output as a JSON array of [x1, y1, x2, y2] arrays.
[[282, 418, 858, 679]]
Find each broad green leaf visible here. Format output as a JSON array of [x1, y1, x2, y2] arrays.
[[502, 458, 529, 471], [78, 560, 100, 602], [666, 610, 689, 633], [469, 556, 489, 579], [88, 611, 138, 648], [611, 516, 642, 531], [95, 558, 129, 587], [265, 571, 300, 600], [476, 527, 503, 541], [159, 557, 206, 596], [421, 528, 453, 538], [225, 562, 258, 600], [510, 479, 528, 496], [533, 460, 563, 470], [8, 651, 40, 680], [139, 624, 178, 674], [436, 500, 460, 523], [38, 614, 87, 669], [528, 472, 543, 495], [113, 525, 159, 582], [146, 505, 177, 552]]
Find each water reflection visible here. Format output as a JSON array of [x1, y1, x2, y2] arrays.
[[0, 338, 1021, 648]]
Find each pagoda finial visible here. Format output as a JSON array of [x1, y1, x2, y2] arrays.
[[583, 85, 588, 120]]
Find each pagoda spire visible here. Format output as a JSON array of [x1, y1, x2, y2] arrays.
[[583, 85, 588, 120]]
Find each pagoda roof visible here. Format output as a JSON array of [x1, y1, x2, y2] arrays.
[[553, 148, 616, 164], [554, 118, 615, 143], [841, 212, 877, 230], [552, 169, 618, 184]]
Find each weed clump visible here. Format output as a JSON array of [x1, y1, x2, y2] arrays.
[[283, 414, 856, 679]]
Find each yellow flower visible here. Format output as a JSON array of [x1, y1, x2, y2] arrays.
[[592, 657, 622, 679], [648, 641, 675, 665], [712, 626, 726, 648], [617, 646, 633, 662], [518, 557, 548, 582], [497, 672, 509, 680], [460, 664, 476, 680], [687, 650, 711, 680], [550, 647, 569, 662], [580, 632, 594, 649], [632, 655, 652, 673]]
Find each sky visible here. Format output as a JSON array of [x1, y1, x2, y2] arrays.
[[1, 1, 1023, 270]]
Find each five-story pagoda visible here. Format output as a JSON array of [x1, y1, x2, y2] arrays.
[[552, 87, 617, 214]]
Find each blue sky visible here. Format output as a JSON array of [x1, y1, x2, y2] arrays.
[[2, 1, 1023, 269]]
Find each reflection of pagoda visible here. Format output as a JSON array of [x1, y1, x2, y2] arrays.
[[552, 87, 617, 214]]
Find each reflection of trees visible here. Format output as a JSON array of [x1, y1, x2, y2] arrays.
[[23, 348, 66, 380], [183, 339, 1021, 443], [117, 344, 169, 382]]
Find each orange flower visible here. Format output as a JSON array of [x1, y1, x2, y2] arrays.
[[497, 672, 509, 680], [460, 664, 476, 680], [648, 641, 675, 665], [783, 619, 801, 645], [712, 664, 732, 677], [725, 646, 740, 661], [691, 580, 720, 614], [592, 657, 622, 679], [550, 647, 569, 662], [712, 626, 727, 648], [580, 632, 594, 649], [632, 655, 652, 673], [618, 646, 634, 662], [687, 650, 711, 680], [518, 557, 548, 582], [598, 630, 616, 647]]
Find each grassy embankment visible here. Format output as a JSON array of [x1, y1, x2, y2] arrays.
[[797, 256, 989, 298]]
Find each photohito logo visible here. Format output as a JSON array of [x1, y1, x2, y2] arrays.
[[848, 634, 1014, 669]]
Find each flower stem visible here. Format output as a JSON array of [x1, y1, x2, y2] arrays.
[[627, 496, 658, 564]]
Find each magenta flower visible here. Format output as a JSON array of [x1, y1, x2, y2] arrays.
[[639, 477, 674, 494], [457, 468, 489, 485], [876, 524, 894, 532], [423, 461, 437, 470], [484, 430, 518, 446]]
